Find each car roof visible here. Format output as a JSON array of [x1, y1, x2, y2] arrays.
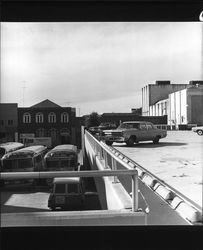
[[53, 177, 80, 184]]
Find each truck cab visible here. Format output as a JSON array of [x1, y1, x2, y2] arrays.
[[48, 177, 85, 210]]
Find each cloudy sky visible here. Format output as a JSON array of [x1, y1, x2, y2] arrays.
[[1, 22, 202, 116]]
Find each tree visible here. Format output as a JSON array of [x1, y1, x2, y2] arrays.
[[85, 112, 101, 128]]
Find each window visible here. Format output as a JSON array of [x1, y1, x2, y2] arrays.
[[140, 124, 147, 130], [48, 112, 56, 123], [61, 112, 69, 123], [146, 124, 153, 130], [23, 113, 31, 123], [36, 113, 44, 123], [0, 120, 4, 126], [68, 184, 79, 194], [55, 184, 66, 194], [8, 120, 13, 126]]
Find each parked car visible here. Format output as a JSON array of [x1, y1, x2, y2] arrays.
[[192, 126, 203, 136], [48, 177, 85, 210], [101, 121, 167, 146]]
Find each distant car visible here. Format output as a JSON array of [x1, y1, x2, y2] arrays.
[[101, 121, 167, 146], [98, 123, 117, 130], [88, 126, 101, 135], [192, 126, 203, 136]]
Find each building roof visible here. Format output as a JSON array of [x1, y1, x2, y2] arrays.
[[30, 99, 61, 108]]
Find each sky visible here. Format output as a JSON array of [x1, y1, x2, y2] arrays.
[[1, 22, 202, 116]]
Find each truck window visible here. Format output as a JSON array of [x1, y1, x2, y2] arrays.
[[55, 184, 66, 193], [146, 124, 153, 130], [140, 124, 147, 130], [68, 184, 79, 194]]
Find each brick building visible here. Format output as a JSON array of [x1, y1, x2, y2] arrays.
[[0, 103, 18, 143], [18, 99, 77, 147]]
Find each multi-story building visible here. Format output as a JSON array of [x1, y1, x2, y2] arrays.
[[168, 84, 203, 127], [142, 80, 203, 128], [142, 81, 188, 116], [0, 103, 18, 143], [18, 99, 77, 147]]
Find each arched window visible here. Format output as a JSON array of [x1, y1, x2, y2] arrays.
[[36, 112, 44, 123], [23, 113, 31, 123], [61, 112, 69, 123], [48, 112, 56, 123]]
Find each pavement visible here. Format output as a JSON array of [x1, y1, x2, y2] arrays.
[[113, 131, 202, 208]]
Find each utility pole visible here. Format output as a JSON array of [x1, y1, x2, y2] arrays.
[[22, 82, 27, 107]]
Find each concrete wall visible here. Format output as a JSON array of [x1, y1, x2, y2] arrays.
[[168, 86, 203, 126], [187, 87, 203, 125], [84, 135, 132, 211]]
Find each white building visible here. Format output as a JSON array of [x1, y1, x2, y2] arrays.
[[168, 85, 203, 128]]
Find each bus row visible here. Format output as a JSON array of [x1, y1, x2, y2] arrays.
[[0, 142, 79, 175]]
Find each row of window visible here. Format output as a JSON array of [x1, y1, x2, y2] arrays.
[[0, 120, 14, 126], [23, 112, 69, 124]]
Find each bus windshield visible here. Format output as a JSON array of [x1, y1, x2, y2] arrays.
[[0, 148, 6, 158], [46, 156, 77, 170], [3, 158, 33, 170]]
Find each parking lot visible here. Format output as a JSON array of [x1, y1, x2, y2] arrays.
[[113, 130, 202, 207]]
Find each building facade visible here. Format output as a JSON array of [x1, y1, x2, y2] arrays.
[[142, 81, 188, 116], [142, 80, 203, 128], [168, 85, 203, 127], [0, 103, 18, 143], [18, 99, 76, 147]]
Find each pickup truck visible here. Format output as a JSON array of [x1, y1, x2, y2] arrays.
[[101, 121, 167, 146]]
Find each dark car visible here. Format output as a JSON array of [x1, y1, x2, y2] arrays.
[[88, 126, 101, 135], [98, 123, 117, 130]]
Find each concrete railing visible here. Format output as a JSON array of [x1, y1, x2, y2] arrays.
[[83, 129, 146, 213]]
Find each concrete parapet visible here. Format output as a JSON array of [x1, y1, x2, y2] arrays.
[[175, 202, 202, 223], [142, 174, 157, 188], [136, 168, 145, 178], [152, 182, 161, 191], [155, 185, 173, 201], [171, 196, 184, 209]]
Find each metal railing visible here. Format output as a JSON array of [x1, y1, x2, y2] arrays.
[[0, 169, 138, 212]]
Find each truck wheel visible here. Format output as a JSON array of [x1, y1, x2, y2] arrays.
[[153, 136, 160, 144], [50, 206, 56, 211], [126, 137, 135, 147], [105, 141, 113, 146], [197, 130, 203, 136]]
